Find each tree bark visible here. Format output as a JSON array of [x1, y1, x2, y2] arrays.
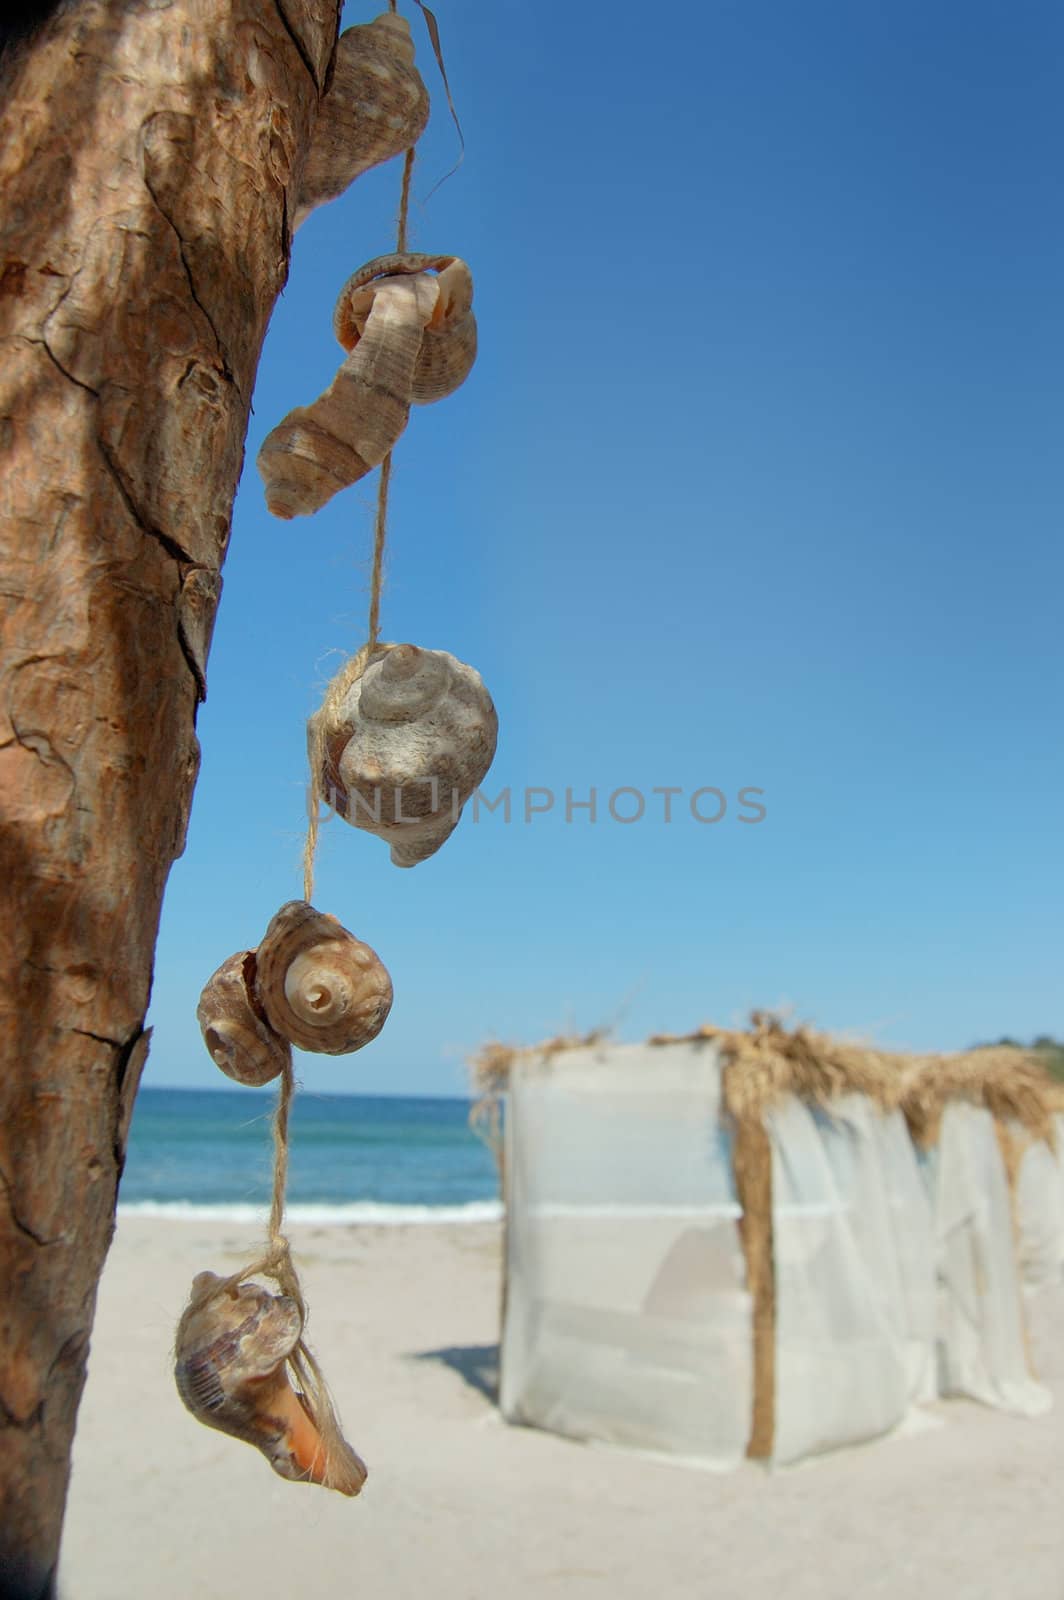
[[0, 1, 339, 1590]]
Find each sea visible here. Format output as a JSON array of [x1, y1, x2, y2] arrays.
[[118, 1087, 502, 1225]]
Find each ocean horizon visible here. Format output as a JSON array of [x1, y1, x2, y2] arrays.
[[119, 1085, 502, 1224]]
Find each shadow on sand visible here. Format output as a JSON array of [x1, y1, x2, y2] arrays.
[[408, 1343, 500, 1404]]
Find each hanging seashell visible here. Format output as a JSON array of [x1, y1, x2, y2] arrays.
[[174, 1272, 367, 1495], [255, 901, 393, 1054], [334, 253, 478, 405], [294, 14, 430, 229], [256, 268, 439, 519], [312, 643, 498, 867], [196, 951, 291, 1088], [412, 257, 478, 403]]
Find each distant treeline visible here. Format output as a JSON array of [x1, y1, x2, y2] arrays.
[[974, 1036, 1064, 1083]]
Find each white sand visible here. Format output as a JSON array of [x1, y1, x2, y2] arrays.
[[60, 1217, 1064, 1600]]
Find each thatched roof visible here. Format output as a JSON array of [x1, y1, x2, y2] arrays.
[[468, 1014, 1058, 1148], [468, 1030, 608, 1095], [900, 1045, 1057, 1149], [650, 1013, 908, 1120]]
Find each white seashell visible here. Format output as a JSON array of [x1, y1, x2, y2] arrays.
[[310, 643, 498, 867]]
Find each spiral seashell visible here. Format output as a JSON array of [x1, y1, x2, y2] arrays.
[[312, 643, 498, 867], [255, 901, 393, 1054], [174, 1272, 367, 1495], [256, 268, 439, 519], [334, 254, 478, 405], [412, 257, 478, 403], [294, 14, 430, 228], [196, 952, 291, 1088]]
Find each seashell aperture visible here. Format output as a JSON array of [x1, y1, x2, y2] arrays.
[[174, 1272, 367, 1495], [294, 14, 430, 228], [256, 268, 440, 519], [334, 253, 478, 406], [255, 901, 393, 1054], [312, 643, 498, 867], [196, 951, 291, 1088]]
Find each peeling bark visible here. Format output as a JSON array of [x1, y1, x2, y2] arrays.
[[0, 1, 340, 1591]]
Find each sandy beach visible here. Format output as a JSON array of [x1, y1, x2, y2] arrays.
[[60, 1217, 1064, 1600]]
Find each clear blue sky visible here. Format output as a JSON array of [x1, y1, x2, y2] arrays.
[[148, 0, 1064, 1094]]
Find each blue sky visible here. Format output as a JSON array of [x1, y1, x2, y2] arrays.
[[148, 0, 1064, 1094]]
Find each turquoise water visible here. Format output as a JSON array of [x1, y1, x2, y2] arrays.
[[119, 1088, 501, 1222]]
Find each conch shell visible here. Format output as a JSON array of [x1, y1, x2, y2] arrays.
[[196, 951, 291, 1087], [312, 643, 497, 867], [334, 254, 477, 405], [295, 14, 429, 228], [174, 1272, 367, 1495], [256, 256, 477, 519], [256, 901, 393, 1053]]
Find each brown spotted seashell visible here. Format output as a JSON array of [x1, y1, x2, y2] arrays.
[[312, 643, 498, 868], [294, 14, 430, 228], [196, 952, 290, 1087], [174, 1272, 367, 1495], [255, 901, 393, 1054], [334, 253, 477, 405]]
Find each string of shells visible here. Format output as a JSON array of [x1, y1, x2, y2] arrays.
[[256, 254, 477, 519], [311, 642, 498, 867], [197, 902, 393, 1086], [182, 8, 497, 1499]]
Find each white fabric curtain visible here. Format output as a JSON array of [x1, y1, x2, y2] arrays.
[[811, 1095, 938, 1405], [501, 1041, 753, 1468], [1014, 1120, 1064, 1382], [766, 1095, 912, 1464], [929, 1103, 1051, 1415], [1013, 1126, 1064, 1290]]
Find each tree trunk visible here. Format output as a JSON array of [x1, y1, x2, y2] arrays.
[[0, 2, 338, 1590]]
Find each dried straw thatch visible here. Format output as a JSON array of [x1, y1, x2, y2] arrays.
[[900, 1045, 1057, 1151], [650, 1012, 908, 1120], [468, 1029, 608, 1093]]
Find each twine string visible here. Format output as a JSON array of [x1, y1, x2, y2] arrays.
[[202, 136, 419, 1470], [301, 142, 416, 904]]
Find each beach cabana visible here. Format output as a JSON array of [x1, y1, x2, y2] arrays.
[[474, 1017, 937, 1469], [901, 1050, 1056, 1416]]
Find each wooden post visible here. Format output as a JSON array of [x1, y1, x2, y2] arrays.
[[730, 1110, 776, 1460], [0, 1, 339, 1588]]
